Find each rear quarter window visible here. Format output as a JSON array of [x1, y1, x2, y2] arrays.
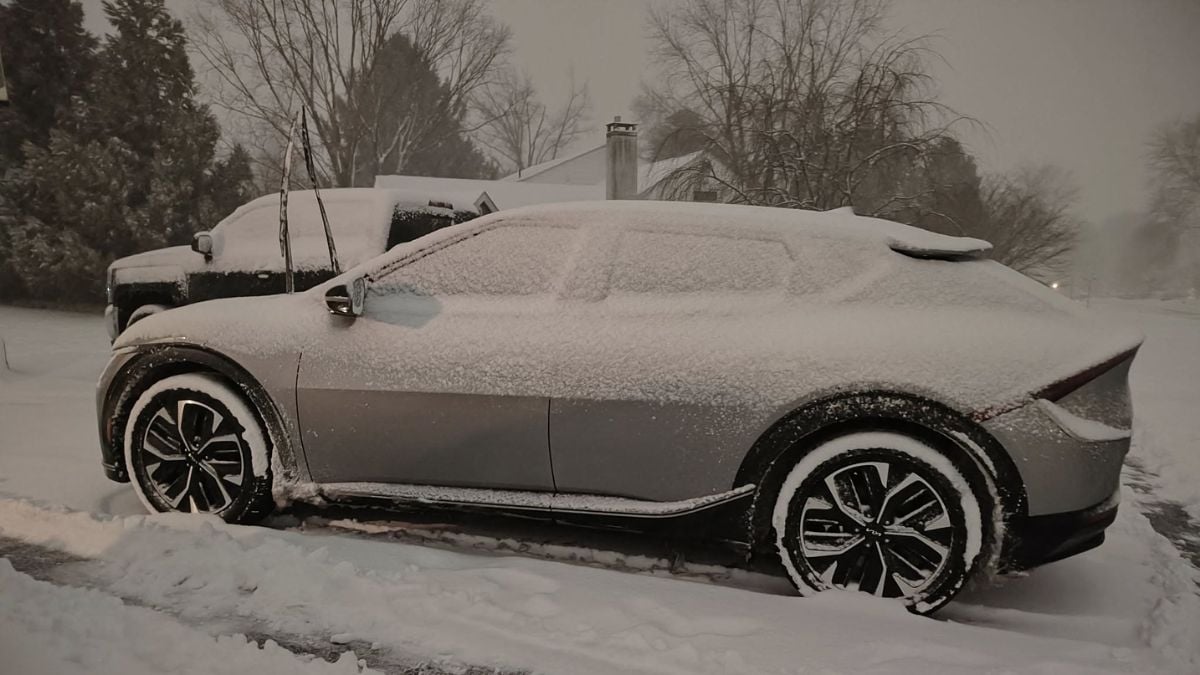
[[609, 230, 791, 295]]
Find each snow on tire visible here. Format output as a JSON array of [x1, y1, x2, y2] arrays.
[[772, 431, 988, 614], [123, 372, 273, 523]]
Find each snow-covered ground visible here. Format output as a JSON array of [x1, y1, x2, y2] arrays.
[[1, 301, 1198, 674]]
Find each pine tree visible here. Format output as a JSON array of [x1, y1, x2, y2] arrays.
[[0, 0, 97, 298], [347, 32, 497, 182], [2, 0, 251, 302], [0, 0, 97, 164]]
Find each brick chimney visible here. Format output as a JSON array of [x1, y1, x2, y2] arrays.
[[606, 116, 638, 200]]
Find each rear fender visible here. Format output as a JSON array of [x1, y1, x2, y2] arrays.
[[733, 391, 1026, 562]]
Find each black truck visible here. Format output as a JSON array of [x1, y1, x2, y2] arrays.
[[104, 188, 475, 339]]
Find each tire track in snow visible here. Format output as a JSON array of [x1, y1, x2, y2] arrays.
[[0, 535, 524, 675], [1123, 461, 1200, 572]]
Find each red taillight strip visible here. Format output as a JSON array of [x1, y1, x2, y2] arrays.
[[969, 346, 1140, 423], [1034, 347, 1139, 403]]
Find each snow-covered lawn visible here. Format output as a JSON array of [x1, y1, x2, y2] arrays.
[[1, 301, 1198, 674]]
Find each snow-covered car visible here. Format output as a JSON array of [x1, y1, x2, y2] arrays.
[[95, 200, 1142, 613], [103, 188, 475, 340]]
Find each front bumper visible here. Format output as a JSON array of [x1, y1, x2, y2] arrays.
[[1003, 489, 1120, 570], [105, 304, 119, 342]]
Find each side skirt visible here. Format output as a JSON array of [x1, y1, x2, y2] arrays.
[[318, 482, 755, 519]]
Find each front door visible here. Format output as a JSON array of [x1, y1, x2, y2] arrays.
[[295, 221, 581, 491]]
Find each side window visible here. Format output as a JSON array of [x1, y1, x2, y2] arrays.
[[610, 230, 790, 295], [375, 224, 577, 297], [213, 205, 282, 270], [214, 196, 384, 271], [386, 207, 455, 250]]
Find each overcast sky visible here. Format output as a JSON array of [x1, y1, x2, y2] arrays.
[[80, 0, 1200, 224]]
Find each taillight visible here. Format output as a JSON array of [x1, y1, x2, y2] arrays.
[[1033, 347, 1138, 403], [1036, 347, 1138, 430]]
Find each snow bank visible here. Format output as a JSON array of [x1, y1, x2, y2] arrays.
[[1, 496, 1195, 674]]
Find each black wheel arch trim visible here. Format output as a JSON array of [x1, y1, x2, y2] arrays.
[[100, 343, 297, 484], [731, 390, 1029, 565], [111, 281, 185, 333]]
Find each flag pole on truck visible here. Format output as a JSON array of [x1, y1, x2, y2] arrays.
[[278, 105, 341, 294], [278, 111, 300, 294], [300, 107, 340, 275]]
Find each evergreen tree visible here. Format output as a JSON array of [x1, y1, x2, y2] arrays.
[[2, 0, 252, 302], [0, 0, 97, 164], [0, 0, 97, 298], [348, 33, 497, 182]]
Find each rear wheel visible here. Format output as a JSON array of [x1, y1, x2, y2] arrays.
[[772, 431, 988, 614], [124, 373, 273, 523]]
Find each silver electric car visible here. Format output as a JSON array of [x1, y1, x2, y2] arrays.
[[96, 200, 1141, 612]]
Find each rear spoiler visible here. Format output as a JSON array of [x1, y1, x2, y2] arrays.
[[823, 206, 993, 260], [970, 345, 1142, 422], [889, 240, 992, 260]]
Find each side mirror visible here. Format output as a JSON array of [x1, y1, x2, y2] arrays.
[[325, 275, 367, 317], [191, 231, 213, 261]]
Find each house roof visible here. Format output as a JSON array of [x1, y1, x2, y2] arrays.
[[375, 145, 715, 211], [477, 182, 604, 210], [639, 150, 706, 195], [373, 174, 602, 212], [499, 144, 605, 182]]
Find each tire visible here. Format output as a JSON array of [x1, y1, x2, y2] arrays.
[[124, 372, 274, 523], [771, 431, 989, 614]]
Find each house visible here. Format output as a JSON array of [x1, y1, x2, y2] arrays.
[[374, 117, 721, 213]]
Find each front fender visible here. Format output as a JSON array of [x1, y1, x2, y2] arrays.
[[96, 343, 306, 485]]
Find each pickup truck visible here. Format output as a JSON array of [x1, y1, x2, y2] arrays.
[[104, 188, 475, 339]]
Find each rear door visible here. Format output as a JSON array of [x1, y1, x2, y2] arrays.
[[295, 220, 581, 491], [548, 227, 796, 502]]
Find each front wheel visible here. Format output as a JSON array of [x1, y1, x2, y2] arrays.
[[772, 431, 990, 614], [124, 373, 274, 523]]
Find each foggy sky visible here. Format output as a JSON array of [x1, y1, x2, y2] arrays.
[[79, 0, 1200, 225]]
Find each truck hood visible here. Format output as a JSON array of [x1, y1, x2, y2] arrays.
[[109, 245, 202, 271]]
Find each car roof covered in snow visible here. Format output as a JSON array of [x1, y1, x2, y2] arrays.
[[494, 200, 993, 259]]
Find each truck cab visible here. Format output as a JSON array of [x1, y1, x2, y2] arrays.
[[105, 188, 474, 339]]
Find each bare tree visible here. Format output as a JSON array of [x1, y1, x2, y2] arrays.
[[975, 165, 1079, 277], [642, 0, 967, 217], [192, 0, 510, 186], [1144, 114, 1200, 292], [472, 68, 590, 175], [1148, 114, 1200, 228]]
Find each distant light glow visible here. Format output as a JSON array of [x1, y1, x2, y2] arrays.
[[1051, 282, 1060, 289]]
